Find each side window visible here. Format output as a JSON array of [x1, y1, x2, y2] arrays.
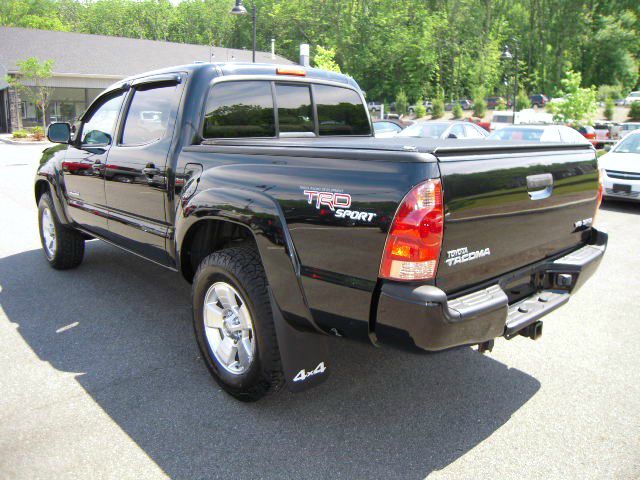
[[275, 84, 314, 134], [121, 83, 180, 145], [542, 127, 561, 142], [450, 124, 466, 138], [314, 85, 370, 136], [81, 93, 125, 145], [203, 81, 275, 138], [464, 124, 486, 139]]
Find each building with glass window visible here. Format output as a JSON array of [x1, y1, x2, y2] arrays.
[[0, 26, 293, 133]]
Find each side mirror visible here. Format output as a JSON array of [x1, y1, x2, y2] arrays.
[[448, 132, 458, 139], [604, 144, 612, 152], [47, 122, 71, 144]]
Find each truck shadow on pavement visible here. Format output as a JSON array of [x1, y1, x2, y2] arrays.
[[600, 199, 640, 214], [0, 242, 540, 480]]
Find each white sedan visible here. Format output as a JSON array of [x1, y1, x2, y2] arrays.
[[598, 130, 640, 202]]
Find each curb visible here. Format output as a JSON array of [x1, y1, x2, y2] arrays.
[[0, 137, 52, 146]]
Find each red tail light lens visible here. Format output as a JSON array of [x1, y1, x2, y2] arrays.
[[379, 179, 444, 281]]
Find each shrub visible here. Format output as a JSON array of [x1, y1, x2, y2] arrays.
[[431, 98, 444, 119], [472, 88, 487, 117], [12, 129, 29, 139], [452, 102, 463, 119], [597, 85, 623, 102], [604, 98, 615, 121], [629, 101, 640, 121], [395, 89, 408, 115], [414, 104, 427, 118], [495, 97, 507, 110], [516, 90, 530, 111], [29, 126, 45, 141]]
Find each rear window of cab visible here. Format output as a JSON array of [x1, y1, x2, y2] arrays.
[[202, 80, 370, 139]]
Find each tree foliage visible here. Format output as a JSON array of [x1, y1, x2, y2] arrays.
[[550, 69, 598, 127], [395, 88, 408, 115], [604, 98, 615, 121], [1, 0, 639, 102], [431, 96, 444, 119], [516, 89, 530, 111], [313, 46, 341, 73], [7, 57, 54, 129], [452, 102, 463, 119], [414, 103, 426, 118], [629, 102, 640, 121]]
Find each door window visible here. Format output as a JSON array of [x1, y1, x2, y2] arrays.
[[81, 93, 125, 145], [450, 124, 466, 138], [121, 84, 181, 145], [203, 81, 275, 138], [464, 124, 487, 139]]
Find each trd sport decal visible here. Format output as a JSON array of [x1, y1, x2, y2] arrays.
[[302, 188, 377, 222]]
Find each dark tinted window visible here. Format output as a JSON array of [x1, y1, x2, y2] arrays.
[[275, 84, 314, 134], [122, 84, 180, 145], [314, 85, 370, 136], [203, 81, 275, 138]]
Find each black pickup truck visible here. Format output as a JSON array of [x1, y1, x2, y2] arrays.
[[36, 63, 607, 401]]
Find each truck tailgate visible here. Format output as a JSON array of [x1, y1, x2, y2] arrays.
[[435, 144, 599, 294]]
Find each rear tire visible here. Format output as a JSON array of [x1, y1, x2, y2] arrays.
[[38, 193, 85, 270], [192, 247, 283, 401]]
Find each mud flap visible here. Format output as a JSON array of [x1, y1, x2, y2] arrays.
[[269, 290, 330, 393]]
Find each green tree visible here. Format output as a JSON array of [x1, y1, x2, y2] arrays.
[[604, 98, 615, 121], [551, 69, 598, 127], [516, 90, 530, 111], [597, 85, 624, 102], [395, 88, 408, 116], [452, 101, 463, 119], [431, 97, 444, 119], [313, 46, 341, 73], [414, 103, 427, 118], [629, 102, 640, 121], [472, 88, 487, 117], [7, 57, 54, 130]]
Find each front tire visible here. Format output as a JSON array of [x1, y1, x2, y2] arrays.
[[38, 193, 85, 269], [192, 247, 283, 401]]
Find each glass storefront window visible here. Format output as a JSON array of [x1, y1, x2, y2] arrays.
[[20, 87, 106, 127]]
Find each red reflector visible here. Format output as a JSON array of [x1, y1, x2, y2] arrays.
[[276, 67, 306, 77], [379, 179, 444, 281]]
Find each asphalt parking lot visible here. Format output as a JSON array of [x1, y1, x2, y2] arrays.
[[0, 142, 639, 480]]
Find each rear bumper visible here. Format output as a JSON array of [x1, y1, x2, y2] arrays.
[[374, 228, 607, 351]]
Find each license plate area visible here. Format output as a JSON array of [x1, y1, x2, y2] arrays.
[[613, 183, 631, 193], [502, 274, 537, 304]]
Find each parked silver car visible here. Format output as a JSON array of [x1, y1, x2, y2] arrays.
[[488, 124, 589, 144], [396, 120, 488, 139]]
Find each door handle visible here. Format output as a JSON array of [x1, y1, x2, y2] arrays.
[[526, 173, 554, 200], [143, 165, 161, 176]]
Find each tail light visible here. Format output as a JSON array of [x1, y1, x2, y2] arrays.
[[379, 179, 444, 281]]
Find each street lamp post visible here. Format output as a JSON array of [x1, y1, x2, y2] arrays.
[[231, 0, 257, 63], [501, 42, 518, 123]]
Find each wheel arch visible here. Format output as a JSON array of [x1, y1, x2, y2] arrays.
[[175, 186, 320, 333]]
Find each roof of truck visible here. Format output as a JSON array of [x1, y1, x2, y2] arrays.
[[113, 62, 359, 89]]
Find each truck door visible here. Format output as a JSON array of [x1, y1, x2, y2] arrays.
[[103, 74, 184, 266], [62, 91, 126, 235]]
